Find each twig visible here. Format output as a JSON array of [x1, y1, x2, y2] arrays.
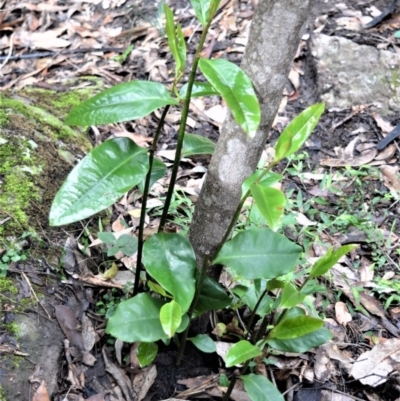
[[0, 46, 125, 61], [0, 33, 13, 70], [21, 272, 52, 320]]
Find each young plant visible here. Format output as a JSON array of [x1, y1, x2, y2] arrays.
[[49, 1, 356, 400]]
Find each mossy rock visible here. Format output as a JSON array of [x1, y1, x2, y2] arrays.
[[0, 77, 103, 243]]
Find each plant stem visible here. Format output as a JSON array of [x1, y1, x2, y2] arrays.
[[159, 17, 213, 231], [222, 360, 251, 401], [175, 251, 211, 365], [133, 106, 170, 296], [245, 287, 269, 334]]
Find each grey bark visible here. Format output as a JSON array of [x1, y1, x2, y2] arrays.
[[188, 0, 315, 277]]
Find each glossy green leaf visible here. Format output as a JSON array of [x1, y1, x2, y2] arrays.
[[106, 293, 168, 342], [138, 157, 167, 193], [199, 58, 260, 137], [182, 133, 216, 157], [143, 233, 196, 314], [242, 171, 282, 198], [209, 0, 222, 15], [242, 283, 272, 316], [274, 103, 325, 162], [310, 244, 357, 278], [213, 228, 302, 280], [190, 0, 211, 26], [180, 81, 219, 98], [280, 282, 306, 309], [137, 342, 158, 367], [164, 5, 186, 75], [267, 328, 332, 353], [50, 137, 149, 226], [177, 314, 189, 333], [188, 334, 216, 353], [250, 185, 285, 231], [269, 316, 324, 340], [226, 340, 262, 367], [196, 276, 232, 314], [160, 300, 182, 338], [241, 374, 284, 401], [65, 81, 179, 126], [98, 232, 116, 244], [147, 281, 170, 298]]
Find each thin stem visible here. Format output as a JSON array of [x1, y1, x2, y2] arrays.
[[175, 251, 211, 365], [159, 17, 214, 231], [245, 287, 269, 334], [222, 360, 251, 401], [133, 106, 170, 296]]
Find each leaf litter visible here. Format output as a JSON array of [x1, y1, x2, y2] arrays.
[[2, 0, 400, 400]]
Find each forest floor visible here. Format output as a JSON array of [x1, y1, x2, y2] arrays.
[[1, 0, 400, 400]]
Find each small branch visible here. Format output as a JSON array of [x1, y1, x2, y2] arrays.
[[134, 105, 170, 296], [21, 272, 52, 319]]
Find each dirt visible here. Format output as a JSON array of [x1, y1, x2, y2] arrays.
[[1, 0, 400, 400]]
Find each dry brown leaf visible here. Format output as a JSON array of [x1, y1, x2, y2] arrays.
[[351, 339, 400, 386], [86, 393, 105, 401], [321, 147, 377, 167], [335, 302, 352, 326], [372, 112, 395, 133], [133, 365, 157, 401], [380, 165, 400, 193], [32, 381, 50, 401], [54, 305, 85, 350]]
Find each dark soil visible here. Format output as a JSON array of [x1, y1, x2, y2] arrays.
[[1, 0, 400, 400]]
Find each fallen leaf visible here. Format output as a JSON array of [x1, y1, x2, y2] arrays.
[[32, 381, 50, 401], [133, 365, 157, 401], [335, 302, 352, 326], [351, 339, 400, 386]]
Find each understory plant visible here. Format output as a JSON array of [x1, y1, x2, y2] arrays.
[[49, 1, 356, 399]]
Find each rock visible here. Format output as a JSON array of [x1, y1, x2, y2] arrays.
[[311, 33, 400, 115], [1, 308, 65, 400]]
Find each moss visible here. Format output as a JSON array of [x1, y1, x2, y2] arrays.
[[0, 79, 98, 242], [4, 322, 19, 337], [0, 385, 7, 401], [0, 277, 18, 295]]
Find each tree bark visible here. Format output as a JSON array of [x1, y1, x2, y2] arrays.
[[188, 0, 315, 278]]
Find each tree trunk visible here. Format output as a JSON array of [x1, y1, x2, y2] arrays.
[[188, 0, 315, 279]]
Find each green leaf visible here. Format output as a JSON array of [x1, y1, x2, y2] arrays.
[[177, 313, 189, 333], [274, 103, 325, 161], [213, 228, 302, 280], [250, 185, 285, 231], [182, 133, 216, 157], [143, 233, 196, 314], [189, 0, 211, 26], [137, 342, 158, 367], [199, 58, 260, 137], [160, 300, 182, 338], [50, 138, 149, 226], [269, 316, 324, 340], [242, 171, 282, 198], [106, 293, 168, 342], [267, 328, 332, 353], [138, 157, 167, 193], [242, 283, 272, 316], [164, 5, 186, 75], [116, 234, 138, 256], [188, 334, 216, 353], [65, 81, 179, 126], [209, 0, 222, 15], [148, 281, 170, 298], [280, 282, 306, 309], [226, 340, 262, 367], [309, 244, 357, 278], [241, 374, 284, 401], [180, 82, 219, 98], [98, 232, 116, 244], [196, 276, 232, 314]]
